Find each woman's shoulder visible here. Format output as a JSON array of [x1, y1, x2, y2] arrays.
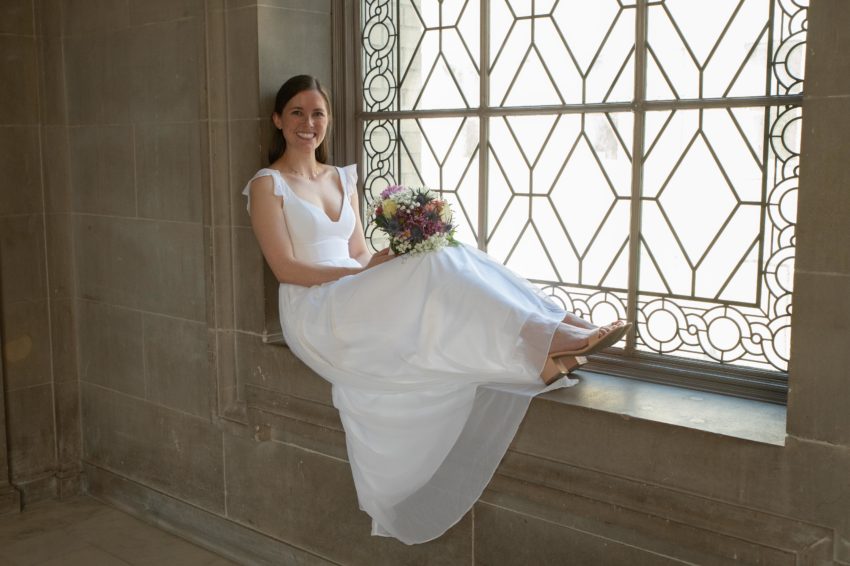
[[335, 164, 358, 196], [242, 168, 287, 214], [244, 168, 284, 192]]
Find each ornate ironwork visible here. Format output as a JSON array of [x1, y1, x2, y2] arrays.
[[359, 0, 806, 373]]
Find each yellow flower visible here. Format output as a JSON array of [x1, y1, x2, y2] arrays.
[[382, 199, 398, 218], [439, 202, 452, 223]]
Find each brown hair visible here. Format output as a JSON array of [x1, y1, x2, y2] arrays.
[[268, 75, 332, 165]]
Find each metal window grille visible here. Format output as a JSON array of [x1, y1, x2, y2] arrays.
[[355, 0, 806, 402]]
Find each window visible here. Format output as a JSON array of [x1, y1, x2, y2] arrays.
[[354, 0, 806, 402]]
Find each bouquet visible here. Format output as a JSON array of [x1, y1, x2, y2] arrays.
[[368, 185, 459, 255]]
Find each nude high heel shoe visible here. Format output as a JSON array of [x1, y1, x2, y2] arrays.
[[540, 355, 587, 385], [549, 322, 632, 373]]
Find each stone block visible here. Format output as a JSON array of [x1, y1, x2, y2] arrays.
[[127, 18, 203, 123], [41, 126, 71, 213], [208, 121, 230, 226], [84, 463, 333, 565], [474, 502, 685, 566], [212, 226, 235, 329], [233, 226, 265, 332], [34, 0, 62, 37], [514, 393, 781, 506], [796, 95, 850, 276], [486, 452, 831, 565], [229, 119, 265, 227], [0, 0, 34, 34], [6, 384, 56, 480], [54, 380, 82, 467], [61, 0, 129, 36], [225, 6, 260, 120], [0, 126, 41, 215], [203, 226, 216, 326], [805, 0, 850, 97], [135, 122, 203, 222], [0, 214, 46, 305], [206, 8, 228, 122], [129, 0, 204, 25], [68, 125, 135, 215], [16, 474, 57, 504], [246, 386, 347, 460], [258, 0, 330, 11], [38, 36, 67, 125], [45, 212, 73, 298], [77, 300, 145, 397], [81, 382, 225, 512], [787, 271, 850, 445], [0, 486, 21, 516], [74, 215, 206, 320], [63, 32, 131, 124], [778, 437, 850, 540], [144, 313, 211, 418], [225, 0, 256, 8], [257, 6, 332, 116], [0, 36, 38, 125], [214, 329, 238, 416], [227, 0, 329, 10], [0, 299, 51, 390], [49, 298, 78, 383], [224, 434, 471, 565], [235, 331, 330, 403]]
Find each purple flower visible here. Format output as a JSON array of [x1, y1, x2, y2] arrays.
[[380, 185, 403, 199]]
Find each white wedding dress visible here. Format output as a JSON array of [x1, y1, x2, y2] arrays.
[[243, 165, 576, 544]]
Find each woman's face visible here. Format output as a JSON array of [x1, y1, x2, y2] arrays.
[[273, 89, 329, 155]]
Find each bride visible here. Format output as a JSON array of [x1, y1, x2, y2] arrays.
[[243, 75, 629, 544]]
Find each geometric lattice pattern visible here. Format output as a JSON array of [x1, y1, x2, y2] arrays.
[[360, 0, 806, 372], [636, 104, 801, 370]]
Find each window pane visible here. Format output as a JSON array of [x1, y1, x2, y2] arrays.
[[490, 0, 635, 105], [362, 118, 480, 248], [636, 105, 800, 371], [487, 112, 632, 291], [362, 0, 480, 112], [646, 0, 808, 100]]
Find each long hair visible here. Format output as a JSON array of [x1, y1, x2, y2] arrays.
[[268, 75, 332, 165]]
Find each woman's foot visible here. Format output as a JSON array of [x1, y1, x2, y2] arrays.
[[548, 323, 594, 353], [561, 311, 598, 330], [551, 322, 630, 357]]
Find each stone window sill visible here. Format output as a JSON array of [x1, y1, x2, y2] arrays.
[[540, 369, 787, 446], [258, 334, 787, 447]]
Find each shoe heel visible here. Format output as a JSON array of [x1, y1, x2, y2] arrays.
[[554, 355, 586, 374], [541, 357, 563, 385]]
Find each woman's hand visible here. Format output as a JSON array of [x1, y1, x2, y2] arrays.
[[364, 248, 395, 270]]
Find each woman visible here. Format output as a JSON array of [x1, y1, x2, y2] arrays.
[[244, 75, 629, 544]]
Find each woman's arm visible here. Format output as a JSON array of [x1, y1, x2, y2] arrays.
[[248, 176, 365, 287], [347, 190, 375, 267]]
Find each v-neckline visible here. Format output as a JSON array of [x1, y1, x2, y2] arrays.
[[277, 167, 346, 224]]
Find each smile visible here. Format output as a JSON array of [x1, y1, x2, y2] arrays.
[[296, 132, 316, 139]]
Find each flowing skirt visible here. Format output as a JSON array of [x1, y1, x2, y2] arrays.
[[279, 244, 576, 544]]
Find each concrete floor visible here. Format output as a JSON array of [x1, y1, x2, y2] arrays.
[[0, 496, 238, 565]]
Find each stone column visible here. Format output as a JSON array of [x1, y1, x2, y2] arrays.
[[0, 321, 22, 515]]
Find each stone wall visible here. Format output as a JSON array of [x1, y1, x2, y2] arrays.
[[1, 0, 849, 564], [0, 0, 81, 508]]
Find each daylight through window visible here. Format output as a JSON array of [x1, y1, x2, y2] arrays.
[[357, 0, 806, 381]]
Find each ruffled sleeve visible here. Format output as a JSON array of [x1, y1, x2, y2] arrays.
[[242, 168, 286, 215], [340, 164, 358, 197]]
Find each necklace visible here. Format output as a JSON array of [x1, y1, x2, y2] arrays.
[[287, 165, 321, 181]]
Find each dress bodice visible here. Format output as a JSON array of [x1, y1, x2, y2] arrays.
[[243, 165, 358, 266]]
